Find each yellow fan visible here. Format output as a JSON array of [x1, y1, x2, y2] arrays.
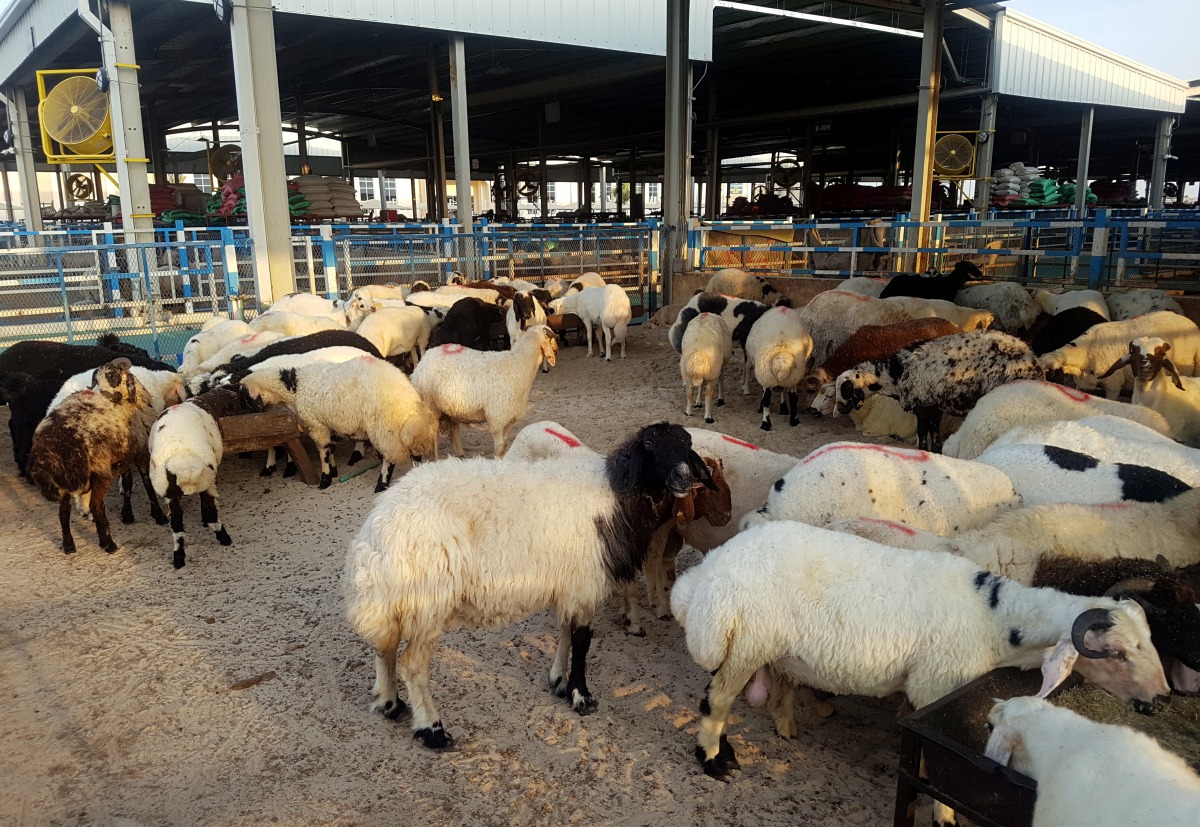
[[932, 133, 975, 177], [40, 75, 112, 156]]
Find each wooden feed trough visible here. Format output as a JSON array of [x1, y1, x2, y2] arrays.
[[217, 408, 319, 486]]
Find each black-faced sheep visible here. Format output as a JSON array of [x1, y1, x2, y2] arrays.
[[426, 296, 507, 352], [878, 260, 981, 300]]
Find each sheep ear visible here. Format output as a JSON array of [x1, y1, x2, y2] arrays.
[[614, 440, 646, 494], [125, 371, 137, 404], [688, 450, 718, 491], [1038, 639, 1078, 698], [1097, 354, 1131, 380], [983, 722, 1019, 767], [1162, 358, 1185, 390], [1155, 554, 1171, 570]]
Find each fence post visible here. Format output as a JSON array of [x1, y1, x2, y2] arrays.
[[1114, 220, 1129, 286], [56, 251, 74, 343], [320, 224, 338, 299], [176, 220, 194, 314], [140, 245, 162, 358], [849, 225, 859, 276], [1088, 208, 1110, 290], [220, 226, 242, 320]]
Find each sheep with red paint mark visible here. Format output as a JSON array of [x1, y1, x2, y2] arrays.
[[504, 421, 600, 467], [745, 305, 814, 430], [798, 289, 922, 367], [742, 440, 1021, 535]]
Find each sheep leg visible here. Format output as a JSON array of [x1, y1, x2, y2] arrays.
[[309, 427, 335, 489], [760, 388, 773, 431], [766, 674, 797, 738], [348, 440, 366, 466], [683, 379, 695, 417], [653, 531, 683, 619], [89, 481, 118, 554], [787, 390, 801, 427], [58, 496, 76, 555], [583, 319, 594, 357], [400, 633, 452, 749], [282, 447, 297, 478], [490, 422, 510, 458], [915, 407, 944, 454], [140, 469, 168, 525], [120, 469, 135, 524], [374, 461, 393, 494], [564, 619, 598, 714], [603, 325, 613, 362], [703, 380, 715, 424], [167, 492, 187, 570], [621, 581, 645, 637], [448, 423, 464, 458], [742, 351, 752, 395], [199, 489, 231, 547], [261, 446, 277, 477], [549, 618, 572, 695], [696, 662, 757, 780], [715, 374, 725, 407], [369, 626, 407, 721]]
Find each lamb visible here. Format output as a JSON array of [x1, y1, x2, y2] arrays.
[[954, 281, 1041, 334], [1040, 311, 1200, 398], [671, 519, 1168, 782], [411, 325, 559, 458], [545, 271, 605, 298], [881, 296, 994, 332], [798, 289, 919, 366], [942, 379, 1171, 460], [834, 330, 1044, 452], [26, 359, 154, 555], [1100, 336, 1200, 447], [668, 292, 779, 392], [1106, 287, 1184, 321], [878, 260, 981, 300], [357, 305, 443, 365], [426, 296, 506, 352], [268, 291, 367, 330], [241, 355, 438, 491], [975, 443, 1191, 506], [549, 284, 632, 361], [343, 422, 715, 748], [506, 293, 551, 373], [149, 387, 256, 569], [680, 313, 733, 424], [744, 305, 814, 430], [248, 310, 341, 338], [834, 276, 889, 297], [983, 697, 1200, 827], [806, 317, 959, 417], [744, 441, 1021, 535], [1030, 306, 1108, 356], [1032, 287, 1110, 320], [180, 319, 257, 377], [704, 268, 785, 305]]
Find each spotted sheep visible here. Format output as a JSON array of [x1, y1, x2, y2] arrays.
[[703, 268, 787, 306], [669, 291, 785, 394], [834, 329, 1043, 453], [343, 422, 717, 749]]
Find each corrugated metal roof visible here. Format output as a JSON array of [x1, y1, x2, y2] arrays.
[[992, 9, 1189, 114], [0, 0, 77, 87]]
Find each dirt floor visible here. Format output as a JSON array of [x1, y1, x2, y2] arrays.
[[0, 324, 925, 827]]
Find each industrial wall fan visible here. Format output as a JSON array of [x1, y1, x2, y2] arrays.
[[208, 143, 243, 184], [66, 173, 95, 201], [516, 168, 543, 200], [37, 71, 114, 163], [932, 132, 976, 178]]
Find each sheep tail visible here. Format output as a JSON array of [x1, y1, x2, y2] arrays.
[[770, 352, 796, 383], [685, 352, 711, 381], [613, 321, 628, 343], [166, 455, 213, 495]]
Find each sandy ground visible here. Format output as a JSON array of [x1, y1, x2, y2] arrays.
[[1, 324, 924, 827]]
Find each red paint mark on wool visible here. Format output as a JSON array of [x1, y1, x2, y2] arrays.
[[802, 443, 930, 464], [856, 517, 917, 537], [440, 344, 466, 355], [721, 434, 760, 450], [545, 427, 582, 448], [1043, 382, 1092, 402], [1095, 501, 1135, 510], [827, 290, 872, 302]]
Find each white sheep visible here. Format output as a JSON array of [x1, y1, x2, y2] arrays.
[[704, 269, 785, 305], [410, 325, 559, 458], [954, 282, 1041, 334], [1106, 288, 1184, 321], [882, 296, 994, 331], [975, 442, 1190, 506], [269, 291, 366, 330], [504, 421, 600, 466], [550, 284, 632, 361], [342, 422, 714, 748], [834, 276, 889, 298], [180, 319, 255, 377], [680, 313, 732, 424], [1099, 336, 1200, 447], [671, 519, 1168, 784], [745, 305, 814, 430], [187, 331, 288, 379], [357, 305, 441, 364], [405, 285, 507, 310], [983, 696, 1200, 827], [241, 355, 438, 491], [1032, 288, 1110, 320], [668, 293, 777, 393], [1039, 311, 1200, 398], [942, 379, 1171, 460], [545, 271, 605, 298], [491, 277, 540, 292], [743, 440, 1020, 534], [799, 289, 917, 365], [248, 310, 341, 338]]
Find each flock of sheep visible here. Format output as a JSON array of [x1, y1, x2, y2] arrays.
[[3, 261, 1200, 826]]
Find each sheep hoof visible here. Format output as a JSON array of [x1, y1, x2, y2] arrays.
[[152, 508, 168, 526], [625, 624, 646, 638], [282, 462, 297, 478], [62, 542, 76, 555], [549, 675, 567, 698], [683, 410, 693, 417], [697, 742, 738, 781], [605, 357, 611, 362], [259, 466, 275, 478], [716, 399, 725, 407], [372, 697, 408, 720], [570, 689, 598, 715], [373, 480, 388, 494], [704, 417, 715, 424], [101, 539, 118, 554], [173, 549, 185, 569], [760, 420, 772, 432], [121, 509, 135, 525], [318, 474, 333, 490], [348, 451, 363, 466], [789, 417, 800, 428], [413, 722, 453, 750], [216, 527, 232, 546]]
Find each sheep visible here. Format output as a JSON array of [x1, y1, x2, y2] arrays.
[[744, 441, 1020, 535], [505, 293, 552, 373], [220, 329, 382, 376], [351, 284, 411, 304], [975, 443, 1191, 506], [344, 423, 716, 748], [49, 365, 186, 416], [503, 421, 599, 466], [881, 296, 994, 332], [983, 696, 1200, 827], [411, 325, 559, 458], [834, 276, 889, 297], [241, 355, 438, 492], [1099, 336, 1200, 447], [942, 379, 1171, 460], [149, 387, 255, 569], [703, 269, 786, 305], [834, 330, 1044, 453], [248, 310, 341, 338], [357, 305, 443, 366], [1039, 311, 1200, 398], [671, 519, 1169, 782], [669, 292, 780, 392], [187, 331, 288, 379], [878, 260, 982, 300], [1032, 287, 1110, 320], [180, 319, 257, 377], [491, 277, 540, 292], [680, 313, 733, 424], [26, 359, 153, 555], [268, 291, 367, 330], [806, 317, 960, 417], [426, 296, 506, 352], [545, 271, 605, 298], [744, 305, 814, 430], [1030, 306, 1108, 356], [405, 285, 507, 310], [988, 414, 1200, 486], [1106, 288, 1184, 321], [954, 281, 1041, 334], [798, 289, 919, 366], [550, 284, 632, 361]]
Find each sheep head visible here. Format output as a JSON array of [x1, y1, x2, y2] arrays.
[[834, 362, 885, 416], [1105, 571, 1200, 674], [1053, 601, 1170, 704], [92, 358, 136, 406], [607, 422, 715, 502]]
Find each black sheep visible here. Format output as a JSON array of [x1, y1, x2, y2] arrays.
[[428, 297, 507, 352], [878, 260, 982, 301], [1030, 306, 1108, 357]]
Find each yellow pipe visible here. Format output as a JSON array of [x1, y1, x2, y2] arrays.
[[94, 165, 118, 186], [113, 62, 140, 70]]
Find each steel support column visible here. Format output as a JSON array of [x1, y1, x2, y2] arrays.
[[1148, 115, 1174, 211], [974, 93, 998, 211], [295, 88, 309, 174], [908, 0, 944, 271], [1075, 107, 1094, 216], [230, 0, 296, 304], [4, 87, 43, 231], [704, 76, 720, 219], [377, 169, 388, 214], [448, 34, 475, 276], [0, 159, 13, 222], [663, 0, 693, 292], [428, 47, 449, 222]]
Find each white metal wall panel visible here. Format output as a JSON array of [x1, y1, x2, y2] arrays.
[[992, 9, 1187, 114], [0, 0, 79, 86]]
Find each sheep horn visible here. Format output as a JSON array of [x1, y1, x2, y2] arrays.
[[1162, 357, 1185, 391], [1103, 577, 1158, 599], [1071, 608, 1114, 659], [1097, 354, 1132, 380]]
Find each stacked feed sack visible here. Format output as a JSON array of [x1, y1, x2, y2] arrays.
[[328, 180, 363, 219], [207, 174, 306, 219], [109, 185, 176, 219], [290, 176, 363, 220], [1057, 181, 1098, 207], [989, 166, 1023, 208], [1090, 180, 1143, 207]]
